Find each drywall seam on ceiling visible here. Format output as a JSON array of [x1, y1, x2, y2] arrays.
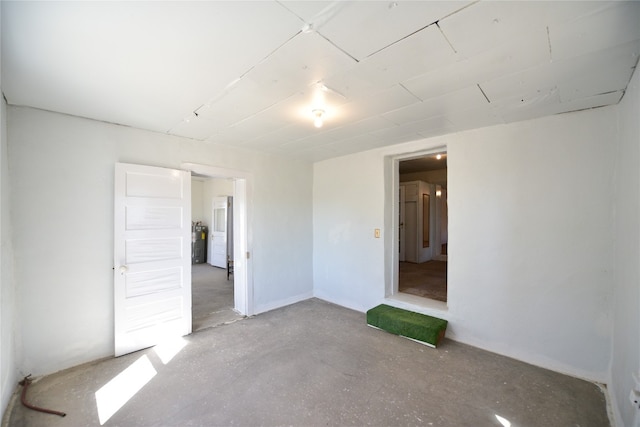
[[477, 84, 491, 103], [436, 22, 457, 54], [366, 22, 438, 58], [442, 0, 480, 20], [399, 83, 423, 102], [315, 31, 360, 63], [366, 0, 478, 58], [166, 28, 304, 134]]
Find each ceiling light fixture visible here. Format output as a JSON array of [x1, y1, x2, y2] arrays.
[[312, 109, 325, 128], [436, 154, 442, 160]]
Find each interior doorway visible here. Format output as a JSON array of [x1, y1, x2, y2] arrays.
[[183, 162, 253, 331], [396, 152, 448, 302], [191, 176, 242, 331]]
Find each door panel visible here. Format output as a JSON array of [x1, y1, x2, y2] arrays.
[[126, 206, 183, 230], [114, 163, 191, 357], [125, 172, 183, 198], [210, 197, 228, 268], [125, 268, 183, 298], [126, 238, 183, 263]]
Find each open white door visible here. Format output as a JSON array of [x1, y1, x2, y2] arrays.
[[114, 163, 192, 357], [210, 197, 228, 268]]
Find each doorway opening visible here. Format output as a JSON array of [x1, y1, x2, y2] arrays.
[[397, 152, 448, 302], [191, 176, 242, 331], [182, 162, 253, 332]]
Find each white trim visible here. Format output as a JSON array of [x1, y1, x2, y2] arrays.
[[385, 144, 447, 299], [384, 293, 448, 316], [181, 162, 254, 316], [183, 163, 253, 180]]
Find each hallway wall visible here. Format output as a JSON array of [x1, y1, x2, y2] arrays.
[[611, 63, 640, 427], [0, 89, 19, 419], [191, 178, 205, 223], [8, 106, 313, 376], [314, 105, 616, 383]]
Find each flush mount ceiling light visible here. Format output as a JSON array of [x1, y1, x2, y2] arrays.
[[436, 153, 442, 160], [312, 109, 325, 128]]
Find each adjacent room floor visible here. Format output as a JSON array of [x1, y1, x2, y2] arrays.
[[192, 263, 243, 331], [399, 260, 448, 302], [4, 299, 609, 427]]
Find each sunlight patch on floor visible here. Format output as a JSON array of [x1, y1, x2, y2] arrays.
[[154, 336, 188, 364], [95, 355, 157, 425], [495, 414, 511, 427]]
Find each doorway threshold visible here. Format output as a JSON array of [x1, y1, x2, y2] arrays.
[[193, 308, 245, 332], [385, 293, 448, 317]]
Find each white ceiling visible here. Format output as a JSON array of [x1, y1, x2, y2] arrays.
[[2, 1, 639, 162]]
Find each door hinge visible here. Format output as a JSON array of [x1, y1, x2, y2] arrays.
[[246, 252, 250, 259]]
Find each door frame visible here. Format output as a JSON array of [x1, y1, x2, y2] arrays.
[[182, 163, 254, 316], [399, 185, 406, 262], [386, 146, 447, 298]]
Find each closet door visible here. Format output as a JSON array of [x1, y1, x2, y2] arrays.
[[210, 197, 228, 268]]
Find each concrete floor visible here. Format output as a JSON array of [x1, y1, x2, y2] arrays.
[[4, 299, 609, 427], [192, 263, 243, 331]]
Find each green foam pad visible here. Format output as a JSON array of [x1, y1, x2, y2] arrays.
[[366, 304, 447, 348]]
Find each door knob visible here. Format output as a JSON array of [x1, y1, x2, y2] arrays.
[[119, 265, 129, 275]]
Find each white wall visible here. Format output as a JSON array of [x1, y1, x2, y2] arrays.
[[8, 106, 313, 376], [0, 4, 20, 416], [1, 86, 19, 420], [314, 106, 616, 382], [610, 66, 640, 426], [314, 150, 387, 312], [191, 178, 205, 223]]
